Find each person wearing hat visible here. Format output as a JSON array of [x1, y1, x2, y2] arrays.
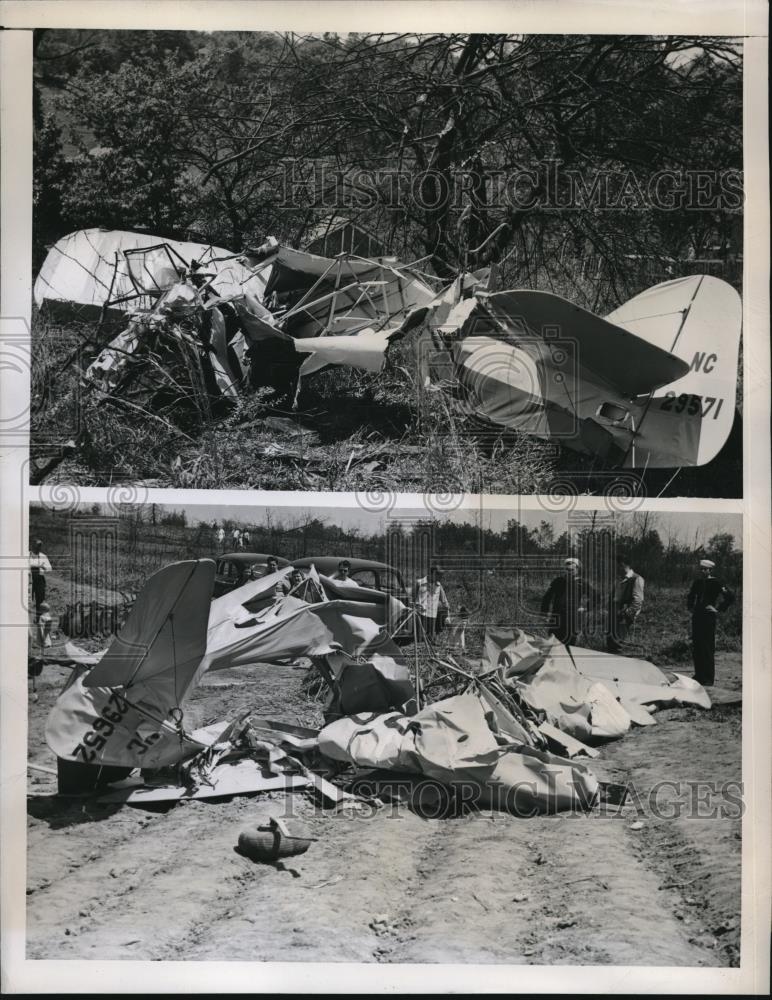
[[541, 557, 595, 645], [606, 554, 645, 653], [413, 565, 450, 642], [29, 539, 52, 619], [687, 559, 735, 687]]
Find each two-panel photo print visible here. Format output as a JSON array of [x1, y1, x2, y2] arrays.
[[1, 2, 769, 996]]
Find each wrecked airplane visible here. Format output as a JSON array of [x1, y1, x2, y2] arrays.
[[34, 228, 742, 472], [43, 557, 712, 816]]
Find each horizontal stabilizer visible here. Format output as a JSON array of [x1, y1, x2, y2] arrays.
[[483, 290, 689, 397]]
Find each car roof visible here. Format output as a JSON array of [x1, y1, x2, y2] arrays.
[[292, 556, 400, 574], [218, 552, 291, 565]]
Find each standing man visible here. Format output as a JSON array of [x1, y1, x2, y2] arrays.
[[687, 559, 735, 687], [606, 554, 645, 653], [232, 527, 241, 550], [413, 565, 450, 642], [216, 525, 226, 550], [242, 528, 251, 549], [541, 557, 594, 645], [29, 538, 52, 620]]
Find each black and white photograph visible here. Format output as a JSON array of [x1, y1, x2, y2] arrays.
[[1, 1, 769, 995], [29, 28, 744, 496], [24, 498, 743, 964]]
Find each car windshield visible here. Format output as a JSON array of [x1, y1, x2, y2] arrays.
[[217, 560, 240, 582]]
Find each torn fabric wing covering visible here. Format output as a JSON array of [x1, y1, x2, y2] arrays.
[[314, 648, 416, 719], [208, 567, 293, 625], [485, 629, 711, 741], [193, 604, 336, 686], [318, 687, 599, 813], [34, 228, 269, 315], [248, 246, 435, 338]]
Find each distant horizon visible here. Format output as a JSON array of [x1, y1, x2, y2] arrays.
[[32, 500, 743, 551]]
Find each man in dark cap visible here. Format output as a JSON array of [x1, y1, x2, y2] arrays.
[[687, 559, 735, 687], [541, 558, 594, 645]]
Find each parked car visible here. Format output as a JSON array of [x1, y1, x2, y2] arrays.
[[213, 552, 291, 597], [291, 556, 409, 601]]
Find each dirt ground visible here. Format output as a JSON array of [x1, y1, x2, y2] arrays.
[[25, 652, 742, 966]]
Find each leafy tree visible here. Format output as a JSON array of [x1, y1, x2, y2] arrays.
[[707, 532, 735, 562], [37, 30, 742, 305]]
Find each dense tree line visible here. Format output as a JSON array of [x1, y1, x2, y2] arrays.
[[30, 505, 740, 590], [34, 30, 742, 304]]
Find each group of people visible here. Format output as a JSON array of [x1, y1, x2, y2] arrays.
[[26, 535, 735, 688], [215, 525, 251, 550], [540, 554, 645, 653], [254, 558, 374, 598], [540, 555, 734, 686]]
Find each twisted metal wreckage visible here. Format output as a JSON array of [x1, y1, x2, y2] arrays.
[[34, 228, 742, 477], [44, 558, 711, 816]]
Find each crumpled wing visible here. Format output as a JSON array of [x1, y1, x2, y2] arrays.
[[34, 228, 267, 314], [318, 689, 599, 813]]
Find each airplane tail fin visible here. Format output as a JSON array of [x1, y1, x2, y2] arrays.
[[606, 275, 742, 466]]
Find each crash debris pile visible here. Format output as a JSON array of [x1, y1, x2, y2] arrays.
[[42, 558, 713, 822], [34, 227, 742, 474]]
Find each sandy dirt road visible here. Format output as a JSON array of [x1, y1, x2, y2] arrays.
[[25, 655, 741, 965]]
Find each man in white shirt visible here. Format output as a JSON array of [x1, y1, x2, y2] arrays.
[[413, 565, 450, 642], [29, 539, 52, 619], [330, 560, 361, 589]]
